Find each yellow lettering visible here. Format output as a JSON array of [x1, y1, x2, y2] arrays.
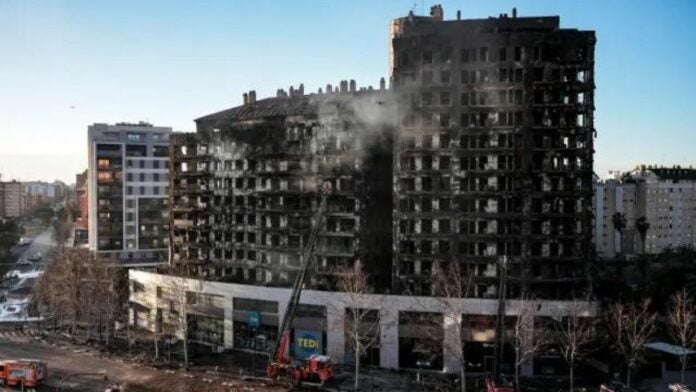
[[297, 338, 318, 348]]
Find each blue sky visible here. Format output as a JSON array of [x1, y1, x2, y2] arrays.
[[0, 0, 694, 183]]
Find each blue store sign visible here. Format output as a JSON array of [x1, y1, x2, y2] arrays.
[[294, 329, 322, 359], [247, 311, 261, 329]]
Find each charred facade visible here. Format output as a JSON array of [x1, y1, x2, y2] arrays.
[[170, 88, 394, 290], [171, 7, 595, 299], [390, 7, 595, 298]]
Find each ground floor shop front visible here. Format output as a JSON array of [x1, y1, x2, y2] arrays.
[[128, 270, 597, 375]]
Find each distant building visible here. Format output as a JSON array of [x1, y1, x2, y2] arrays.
[[1, 180, 23, 218], [74, 170, 89, 244], [594, 166, 696, 258], [87, 122, 171, 264], [24, 181, 56, 199], [0, 182, 5, 219]]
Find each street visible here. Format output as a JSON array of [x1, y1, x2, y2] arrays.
[[11, 225, 54, 263], [0, 334, 290, 391], [0, 225, 54, 322]]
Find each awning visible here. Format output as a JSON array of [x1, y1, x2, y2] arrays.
[[645, 341, 696, 357]]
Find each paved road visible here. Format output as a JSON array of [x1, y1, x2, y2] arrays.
[[13, 226, 54, 264], [0, 335, 290, 392]]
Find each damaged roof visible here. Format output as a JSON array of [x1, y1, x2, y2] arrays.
[[195, 95, 320, 123]]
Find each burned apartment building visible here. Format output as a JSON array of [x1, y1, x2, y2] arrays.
[[170, 86, 394, 290], [169, 6, 595, 299], [390, 6, 596, 298]]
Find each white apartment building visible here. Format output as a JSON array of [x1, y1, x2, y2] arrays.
[[87, 122, 171, 264], [24, 181, 56, 199], [594, 167, 696, 258], [638, 168, 696, 253]]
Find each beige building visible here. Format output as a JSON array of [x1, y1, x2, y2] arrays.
[[594, 167, 696, 258], [1, 180, 24, 218]]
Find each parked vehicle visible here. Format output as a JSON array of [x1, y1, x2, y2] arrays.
[[17, 238, 31, 247], [0, 359, 48, 388]]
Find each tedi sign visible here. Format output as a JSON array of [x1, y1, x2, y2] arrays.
[[294, 329, 322, 359]]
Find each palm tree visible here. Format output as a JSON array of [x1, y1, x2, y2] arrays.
[[612, 212, 627, 256], [612, 212, 627, 280], [635, 216, 650, 254]]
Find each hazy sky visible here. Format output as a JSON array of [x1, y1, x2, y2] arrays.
[[1, 0, 694, 183]]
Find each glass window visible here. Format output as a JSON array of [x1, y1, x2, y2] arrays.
[[440, 70, 451, 84], [126, 133, 142, 142], [460, 48, 469, 63], [499, 47, 507, 61]]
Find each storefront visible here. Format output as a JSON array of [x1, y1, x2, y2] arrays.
[[344, 308, 380, 366], [189, 314, 224, 347], [398, 311, 443, 370], [464, 315, 497, 372], [186, 291, 225, 347], [129, 270, 599, 375], [233, 297, 278, 353], [290, 304, 327, 359]]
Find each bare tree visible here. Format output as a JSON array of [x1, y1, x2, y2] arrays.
[[157, 266, 202, 369], [34, 248, 87, 336], [511, 298, 548, 392], [605, 299, 657, 387], [336, 261, 379, 392], [668, 290, 696, 384], [33, 248, 124, 346], [429, 262, 472, 392], [553, 302, 596, 392]]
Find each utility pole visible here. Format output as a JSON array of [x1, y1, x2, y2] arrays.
[[493, 255, 508, 378]]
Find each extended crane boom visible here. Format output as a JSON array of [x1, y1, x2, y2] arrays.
[[266, 181, 334, 382]]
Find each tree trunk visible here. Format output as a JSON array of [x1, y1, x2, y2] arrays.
[[354, 341, 361, 392], [183, 335, 189, 369], [569, 360, 574, 392], [126, 319, 132, 354], [460, 362, 467, 392], [626, 366, 631, 387], [515, 348, 520, 392], [681, 355, 686, 384], [154, 334, 160, 360]]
